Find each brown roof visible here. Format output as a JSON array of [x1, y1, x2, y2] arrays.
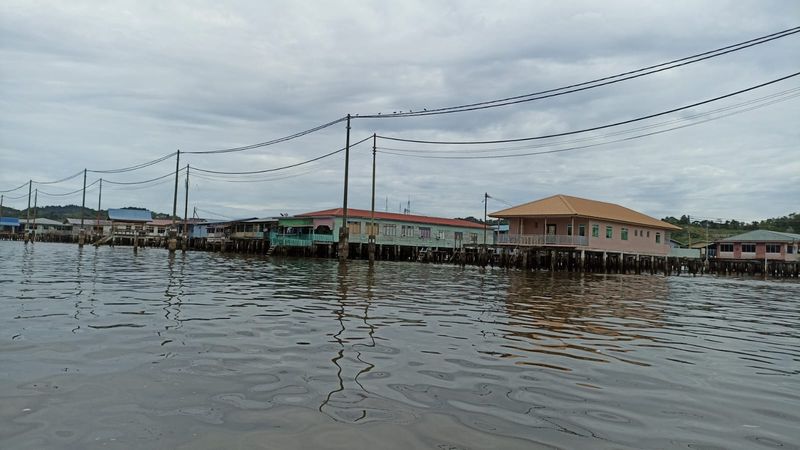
[[490, 194, 681, 231], [297, 208, 485, 229]]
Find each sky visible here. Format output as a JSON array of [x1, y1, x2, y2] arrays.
[[1, 1, 798, 223]]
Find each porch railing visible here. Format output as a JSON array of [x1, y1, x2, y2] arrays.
[[496, 234, 588, 247]]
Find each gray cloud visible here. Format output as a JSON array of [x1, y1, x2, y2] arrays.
[[1, 0, 798, 223]]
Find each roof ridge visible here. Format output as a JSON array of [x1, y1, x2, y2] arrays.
[[557, 194, 578, 215]]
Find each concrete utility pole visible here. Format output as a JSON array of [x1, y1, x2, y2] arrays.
[[25, 180, 31, 243], [182, 164, 189, 251], [32, 189, 38, 242], [484, 192, 489, 247], [338, 114, 351, 262], [79, 169, 87, 246], [369, 133, 376, 263], [96, 178, 103, 242], [169, 150, 181, 252]]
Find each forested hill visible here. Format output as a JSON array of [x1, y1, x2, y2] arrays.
[[0, 204, 173, 221], [662, 213, 799, 244]]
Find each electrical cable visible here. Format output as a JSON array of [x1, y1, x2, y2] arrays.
[[378, 86, 800, 154], [191, 135, 373, 175], [88, 151, 178, 174], [184, 117, 348, 154], [377, 71, 800, 145], [32, 170, 84, 185], [358, 26, 800, 118], [0, 181, 29, 194], [37, 179, 100, 197]]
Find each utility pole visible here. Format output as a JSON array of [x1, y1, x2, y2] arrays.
[[338, 114, 351, 261], [79, 168, 87, 247], [32, 189, 38, 242], [25, 180, 31, 243], [687, 214, 692, 248], [96, 178, 103, 242], [182, 164, 189, 251], [169, 150, 181, 252], [369, 133, 376, 263], [484, 192, 489, 247]]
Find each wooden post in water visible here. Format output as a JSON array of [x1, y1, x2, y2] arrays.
[[95, 179, 103, 243], [168, 150, 180, 253], [24, 180, 32, 243], [182, 164, 189, 252], [32, 189, 38, 242]]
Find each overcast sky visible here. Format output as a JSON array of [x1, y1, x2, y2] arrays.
[[1, 1, 798, 223]]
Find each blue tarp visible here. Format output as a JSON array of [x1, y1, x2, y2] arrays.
[[107, 208, 153, 222]]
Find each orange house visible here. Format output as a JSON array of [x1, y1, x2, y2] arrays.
[[490, 194, 681, 256]]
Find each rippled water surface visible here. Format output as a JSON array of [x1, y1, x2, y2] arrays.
[[1, 242, 798, 449]]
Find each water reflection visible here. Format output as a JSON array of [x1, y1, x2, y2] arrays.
[[1, 242, 798, 449]]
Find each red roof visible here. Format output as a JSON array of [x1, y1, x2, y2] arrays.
[[297, 208, 485, 229]]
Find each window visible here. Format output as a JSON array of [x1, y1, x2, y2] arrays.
[[655, 232, 661, 244], [647, 231, 650, 238], [634, 229, 638, 237], [579, 224, 585, 237], [720, 243, 733, 252], [592, 224, 599, 238], [383, 224, 397, 236], [469, 232, 478, 243], [158, 227, 165, 234], [419, 227, 431, 239], [567, 224, 573, 236], [401, 225, 414, 237], [436, 230, 444, 240], [742, 243, 756, 253], [454, 231, 463, 241], [788, 245, 795, 254], [605, 226, 613, 239], [621, 228, 628, 241], [366, 224, 379, 235], [348, 222, 361, 235], [766, 244, 781, 253]]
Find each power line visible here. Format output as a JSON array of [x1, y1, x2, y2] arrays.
[[0, 181, 29, 194], [103, 168, 185, 185], [194, 207, 233, 220], [377, 71, 800, 146], [377, 86, 800, 156], [88, 152, 177, 174], [184, 117, 348, 154], [378, 88, 800, 160], [358, 26, 800, 118], [32, 170, 84, 185], [191, 135, 373, 175], [38, 179, 100, 197]]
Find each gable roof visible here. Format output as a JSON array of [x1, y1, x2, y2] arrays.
[[719, 229, 800, 242], [108, 208, 153, 222], [490, 194, 681, 231], [297, 208, 485, 229]]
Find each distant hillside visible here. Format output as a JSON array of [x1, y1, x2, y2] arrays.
[[663, 213, 799, 244], [0, 204, 173, 221]]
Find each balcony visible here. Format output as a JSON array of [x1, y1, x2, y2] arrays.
[[496, 234, 588, 247]]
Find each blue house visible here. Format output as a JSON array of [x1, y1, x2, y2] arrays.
[[0, 217, 20, 238]]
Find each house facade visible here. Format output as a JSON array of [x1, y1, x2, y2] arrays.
[[715, 230, 799, 262], [490, 194, 681, 256], [66, 218, 112, 238], [31, 218, 72, 240], [0, 217, 20, 238], [272, 208, 485, 249]]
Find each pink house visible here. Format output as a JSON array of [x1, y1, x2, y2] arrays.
[[490, 194, 681, 256], [715, 230, 799, 262]]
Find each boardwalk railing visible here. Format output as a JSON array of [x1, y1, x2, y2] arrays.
[[269, 231, 464, 248], [497, 234, 588, 247]]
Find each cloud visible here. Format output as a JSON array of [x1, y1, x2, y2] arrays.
[[1, 0, 798, 223]]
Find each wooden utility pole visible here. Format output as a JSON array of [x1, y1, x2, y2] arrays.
[[79, 169, 87, 246], [169, 150, 181, 252], [369, 133, 376, 263], [182, 164, 189, 251], [338, 114, 351, 261]]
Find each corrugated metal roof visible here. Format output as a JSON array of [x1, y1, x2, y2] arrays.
[[297, 208, 485, 229], [719, 229, 800, 242], [33, 218, 66, 226], [0, 217, 20, 226], [243, 218, 279, 223], [66, 218, 112, 226], [107, 208, 153, 222], [490, 194, 681, 231]]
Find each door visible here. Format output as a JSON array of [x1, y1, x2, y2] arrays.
[[546, 224, 556, 244]]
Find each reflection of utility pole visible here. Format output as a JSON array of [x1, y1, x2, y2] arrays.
[[96, 179, 103, 240], [32, 189, 38, 242], [169, 150, 181, 253], [25, 180, 32, 242]]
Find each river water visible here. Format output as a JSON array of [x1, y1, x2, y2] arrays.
[[0, 242, 798, 449]]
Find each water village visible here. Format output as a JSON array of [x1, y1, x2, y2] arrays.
[[2, 193, 797, 278]]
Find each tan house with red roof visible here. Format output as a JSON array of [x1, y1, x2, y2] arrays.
[[490, 194, 681, 256]]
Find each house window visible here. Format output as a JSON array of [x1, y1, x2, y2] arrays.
[[469, 232, 478, 243], [419, 227, 431, 239], [348, 222, 361, 235], [366, 224, 379, 235], [605, 226, 613, 239], [647, 231, 650, 238], [655, 232, 661, 244], [401, 225, 414, 237], [742, 243, 756, 253], [787, 245, 794, 254], [436, 230, 444, 240], [621, 228, 628, 240], [567, 224, 573, 236], [579, 224, 585, 237], [634, 229, 638, 237], [592, 224, 599, 238], [766, 244, 781, 253], [383, 224, 397, 236], [720, 243, 733, 252], [454, 231, 463, 241]]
